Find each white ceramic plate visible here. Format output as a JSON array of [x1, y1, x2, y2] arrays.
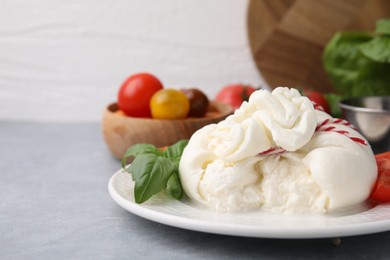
[[108, 169, 390, 239]]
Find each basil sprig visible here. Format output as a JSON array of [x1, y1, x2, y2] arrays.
[[121, 140, 188, 203], [323, 19, 390, 98]]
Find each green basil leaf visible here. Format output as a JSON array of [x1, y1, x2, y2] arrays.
[[166, 170, 183, 200], [129, 154, 175, 203], [324, 93, 343, 118], [353, 61, 390, 96], [163, 139, 189, 159], [323, 22, 390, 98], [322, 31, 373, 96], [122, 143, 161, 168], [376, 19, 390, 35], [359, 36, 390, 63]]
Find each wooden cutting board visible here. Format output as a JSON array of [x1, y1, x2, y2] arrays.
[[247, 0, 390, 92]]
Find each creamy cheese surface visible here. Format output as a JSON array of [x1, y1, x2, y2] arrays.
[[179, 87, 377, 214]]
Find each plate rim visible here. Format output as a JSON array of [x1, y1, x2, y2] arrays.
[[108, 170, 390, 239]]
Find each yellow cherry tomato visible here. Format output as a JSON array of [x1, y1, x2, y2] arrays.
[[150, 89, 190, 119]]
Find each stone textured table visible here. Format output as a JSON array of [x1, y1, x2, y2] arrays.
[[1, 121, 390, 259]]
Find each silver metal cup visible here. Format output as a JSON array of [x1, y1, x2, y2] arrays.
[[339, 96, 390, 154]]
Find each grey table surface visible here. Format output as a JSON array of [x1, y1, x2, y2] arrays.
[[1, 121, 390, 260]]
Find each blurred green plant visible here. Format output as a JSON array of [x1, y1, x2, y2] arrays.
[[322, 18, 390, 117]]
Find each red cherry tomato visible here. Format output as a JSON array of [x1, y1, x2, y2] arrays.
[[118, 73, 163, 117], [215, 84, 257, 110], [370, 152, 390, 202], [303, 89, 331, 114]]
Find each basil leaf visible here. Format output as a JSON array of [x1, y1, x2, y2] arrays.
[[166, 170, 183, 200], [376, 19, 390, 35], [323, 19, 390, 98], [359, 36, 390, 63], [121, 139, 189, 203], [353, 61, 390, 96], [122, 143, 161, 168], [324, 93, 343, 118], [129, 154, 175, 203], [323, 31, 373, 96], [163, 139, 189, 159]]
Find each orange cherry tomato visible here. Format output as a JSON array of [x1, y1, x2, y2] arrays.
[[150, 89, 190, 119]]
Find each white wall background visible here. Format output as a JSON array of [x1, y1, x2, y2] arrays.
[[0, 0, 265, 122]]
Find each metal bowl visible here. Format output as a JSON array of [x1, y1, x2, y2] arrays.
[[339, 96, 390, 154]]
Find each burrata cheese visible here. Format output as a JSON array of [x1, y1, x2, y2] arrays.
[[179, 87, 377, 214]]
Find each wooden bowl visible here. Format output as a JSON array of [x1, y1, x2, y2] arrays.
[[102, 101, 233, 159]]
